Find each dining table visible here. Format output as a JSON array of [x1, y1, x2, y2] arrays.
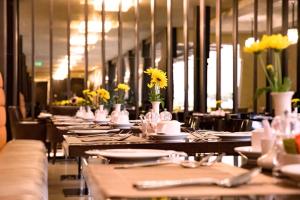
[[50, 115, 252, 175], [82, 161, 300, 200]]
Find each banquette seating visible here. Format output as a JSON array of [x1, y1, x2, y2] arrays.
[[0, 74, 48, 200]]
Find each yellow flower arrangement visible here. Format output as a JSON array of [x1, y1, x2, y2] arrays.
[[82, 89, 97, 107], [96, 88, 110, 104], [115, 83, 130, 92], [292, 98, 300, 109], [215, 100, 222, 109], [244, 34, 292, 96], [114, 83, 130, 104], [144, 67, 168, 104], [52, 96, 87, 106]]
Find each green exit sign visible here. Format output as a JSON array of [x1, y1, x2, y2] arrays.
[[35, 60, 43, 67]]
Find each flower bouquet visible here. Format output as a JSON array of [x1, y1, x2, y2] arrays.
[[144, 67, 168, 111], [244, 34, 293, 115], [113, 83, 130, 104]]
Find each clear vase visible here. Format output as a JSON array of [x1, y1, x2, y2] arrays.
[[271, 91, 294, 116]]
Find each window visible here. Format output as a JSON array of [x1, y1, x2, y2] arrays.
[[173, 55, 194, 111], [207, 44, 241, 111]]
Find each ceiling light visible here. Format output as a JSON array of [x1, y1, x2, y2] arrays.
[[287, 1, 298, 45], [288, 28, 298, 44]]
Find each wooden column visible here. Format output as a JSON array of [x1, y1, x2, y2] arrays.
[[13, 0, 19, 106], [101, 0, 106, 87], [199, 1, 209, 113], [183, 0, 189, 117], [67, 0, 71, 98], [31, 0, 35, 118], [117, 0, 123, 83], [215, 0, 222, 104], [49, 0, 53, 103], [253, 0, 258, 113], [232, 0, 238, 113], [84, 0, 88, 89], [266, 0, 273, 113], [151, 0, 156, 68], [134, 0, 140, 117], [166, 0, 173, 112], [281, 0, 288, 78], [297, 0, 300, 97]]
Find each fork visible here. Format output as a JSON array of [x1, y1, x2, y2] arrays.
[[133, 167, 262, 190]]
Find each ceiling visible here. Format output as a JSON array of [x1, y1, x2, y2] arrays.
[[18, 0, 297, 81]]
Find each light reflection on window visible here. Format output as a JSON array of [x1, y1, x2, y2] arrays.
[[173, 55, 194, 111], [207, 44, 241, 111]]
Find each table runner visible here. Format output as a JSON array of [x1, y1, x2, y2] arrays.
[[83, 163, 300, 199]]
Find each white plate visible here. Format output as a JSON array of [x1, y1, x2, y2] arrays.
[[211, 132, 251, 139], [111, 123, 134, 129], [234, 146, 261, 159], [129, 120, 142, 124], [94, 119, 109, 123], [281, 164, 300, 181], [85, 149, 175, 160], [148, 133, 188, 141], [70, 129, 111, 134]]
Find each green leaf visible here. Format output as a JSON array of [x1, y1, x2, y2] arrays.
[[255, 87, 272, 99], [279, 77, 292, 92]]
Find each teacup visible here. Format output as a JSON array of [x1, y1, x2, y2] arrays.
[[156, 120, 181, 135]]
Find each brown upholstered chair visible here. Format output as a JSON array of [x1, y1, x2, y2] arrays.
[[0, 73, 6, 149], [8, 106, 46, 141]]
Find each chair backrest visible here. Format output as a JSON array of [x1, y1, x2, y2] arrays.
[[19, 92, 27, 119], [8, 106, 20, 139], [0, 73, 6, 149]]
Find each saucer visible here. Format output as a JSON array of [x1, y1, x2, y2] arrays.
[[111, 123, 134, 129], [280, 164, 300, 181], [234, 146, 261, 159], [148, 132, 188, 141]]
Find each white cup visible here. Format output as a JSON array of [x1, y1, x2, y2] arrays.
[[251, 128, 264, 151]]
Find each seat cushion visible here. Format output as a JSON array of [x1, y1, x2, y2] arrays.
[[0, 139, 48, 200]]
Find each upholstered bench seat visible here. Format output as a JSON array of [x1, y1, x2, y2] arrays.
[[0, 140, 48, 200]]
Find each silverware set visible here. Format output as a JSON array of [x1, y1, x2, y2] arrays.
[[133, 167, 262, 190], [182, 127, 221, 142], [114, 153, 224, 169]]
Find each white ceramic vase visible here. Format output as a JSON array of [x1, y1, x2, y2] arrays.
[[151, 101, 160, 114], [271, 91, 294, 116], [114, 104, 121, 112], [99, 104, 104, 111]]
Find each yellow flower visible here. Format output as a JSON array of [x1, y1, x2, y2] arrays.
[[266, 64, 273, 69], [96, 88, 110, 103], [260, 34, 291, 51], [292, 98, 300, 104], [89, 91, 97, 97], [243, 40, 266, 53], [116, 83, 130, 92], [150, 69, 168, 89], [82, 89, 90, 95], [144, 68, 155, 75]]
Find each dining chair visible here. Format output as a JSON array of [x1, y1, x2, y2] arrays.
[[8, 106, 47, 142]]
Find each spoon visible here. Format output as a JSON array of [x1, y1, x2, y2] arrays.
[[134, 167, 262, 190]]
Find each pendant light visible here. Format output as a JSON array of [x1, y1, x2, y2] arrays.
[[287, 1, 298, 44]]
